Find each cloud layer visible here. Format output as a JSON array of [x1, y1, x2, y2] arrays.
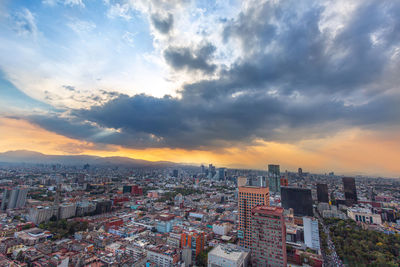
[[2, 0, 400, 152]]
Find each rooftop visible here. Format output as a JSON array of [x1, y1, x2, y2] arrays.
[[209, 244, 249, 262]]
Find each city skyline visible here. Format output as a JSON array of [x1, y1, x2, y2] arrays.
[[1, 0, 400, 177]]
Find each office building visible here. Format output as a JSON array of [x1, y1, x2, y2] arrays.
[[181, 231, 205, 258], [200, 164, 205, 174], [316, 183, 329, 203], [1, 187, 28, 210], [298, 168, 303, 176], [147, 246, 180, 267], [172, 169, 179, 178], [268, 164, 280, 193], [29, 206, 54, 224], [218, 168, 226, 181], [238, 186, 269, 248], [280, 177, 288, 187], [303, 217, 320, 250], [156, 214, 175, 233], [58, 203, 76, 219], [347, 206, 382, 225], [281, 187, 313, 217], [343, 177, 357, 206], [212, 222, 233, 236], [251, 206, 286, 267], [76, 201, 96, 217], [237, 176, 247, 187], [207, 244, 249, 267]]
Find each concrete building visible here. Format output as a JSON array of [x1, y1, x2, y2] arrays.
[[238, 186, 269, 248], [208, 244, 249, 267], [76, 201, 96, 217], [347, 206, 382, 225], [58, 203, 76, 219], [237, 177, 247, 187], [147, 245, 180, 267], [156, 214, 175, 233], [181, 231, 205, 258], [303, 217, 320, 250], [251, 206, 286, 267], [28, 206, 54, 224], [1, 187, 28, 210], [212, 222, 232, 236]]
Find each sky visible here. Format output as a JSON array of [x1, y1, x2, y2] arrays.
[[0, 0, 400, 177]]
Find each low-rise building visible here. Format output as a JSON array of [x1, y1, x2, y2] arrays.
[[347, 206, 382, 225], [207, 244, 249, 267]]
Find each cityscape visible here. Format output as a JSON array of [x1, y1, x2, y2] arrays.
[[1, 0, 400, 266]]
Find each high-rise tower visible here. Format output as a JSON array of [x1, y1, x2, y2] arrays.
[[238, 186, 269, 248], [343, 177, 357, 206], [251, 206, 287, 266]]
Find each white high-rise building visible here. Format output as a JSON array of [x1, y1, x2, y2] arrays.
[[303, 217, 320, 250]]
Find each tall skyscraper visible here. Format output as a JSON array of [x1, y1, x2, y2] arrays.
[[268, 164, 280, 193], [343, 177, 357, 206], [303, 217, 320, 250], [200, 164, 205, 174], [238, 186, 269, 248], [251, 206, 287, 267], [208, 164, 216, 179], [281, 187, 313, 216], [316, 183, 329, 203], [218, 168, 226, 181], [1, 187, 28, 210]]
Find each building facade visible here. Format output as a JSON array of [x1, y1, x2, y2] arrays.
[[238, 186, 269, 248], [268, 164, 280, 193], [303, 217, 320, 250], [316, 183, 329, 203], [281, 187, 313, 217], [343, 177, 358, 206], [251, 206, 286, 267]]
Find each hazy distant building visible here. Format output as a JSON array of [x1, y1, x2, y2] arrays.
[[268, 164, 280, 193], [316, 183, 329, 203], [238, 186, 269, 248], [249, 176, 266, 187], [280, 177, 288, 187], [298, 168, 303, 176], [281, 187, 313, 217], [1, 187, 28, 210], [303, 217, 320, 250], [172, 169, 179, 178], [251, 206, 286, 267], [343, 177, 357, 206], [218, 168, 226, 181], [237, 176, 247, 187], [208, 164, 216, 179]]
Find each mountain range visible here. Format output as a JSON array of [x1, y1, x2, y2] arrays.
[[0, 150, 176, 167]]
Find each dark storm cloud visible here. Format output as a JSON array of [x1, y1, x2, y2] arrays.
[[163, 42, 217, 74], [151, 13, 174, 34], [27, 0, 400, 149]]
